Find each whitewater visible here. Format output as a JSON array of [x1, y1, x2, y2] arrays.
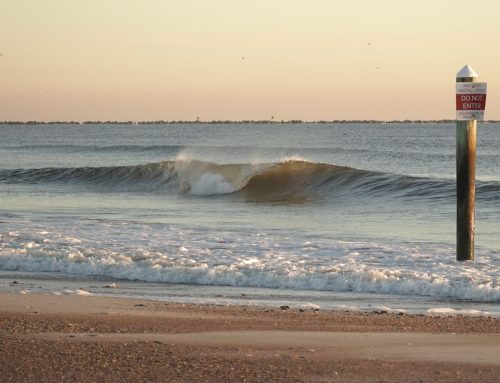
[[1, 123, 499, 315]]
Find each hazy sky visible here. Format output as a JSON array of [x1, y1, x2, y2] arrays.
[[1, 0, 499, 121]]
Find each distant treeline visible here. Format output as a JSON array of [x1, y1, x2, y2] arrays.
[[1, 119, 500, 125]]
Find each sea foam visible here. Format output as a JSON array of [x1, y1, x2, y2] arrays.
[[1, 218, 499, 303]]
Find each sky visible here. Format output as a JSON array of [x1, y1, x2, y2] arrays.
[[1, 0, 499, 121]]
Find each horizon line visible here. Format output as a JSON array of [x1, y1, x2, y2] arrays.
[[2, 119, 499, 125]]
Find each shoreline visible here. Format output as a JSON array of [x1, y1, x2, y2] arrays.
[[2, 120, 500, 125], [3, 272, 499, 318], [2, 292, 500, 382]]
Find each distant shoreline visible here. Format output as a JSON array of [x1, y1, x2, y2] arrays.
[[2, 119, 499, 125]]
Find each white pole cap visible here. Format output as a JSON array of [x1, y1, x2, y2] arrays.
[[456, 65, 478, 79]]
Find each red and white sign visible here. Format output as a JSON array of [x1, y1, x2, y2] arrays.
[[456, 82, 487, 120]]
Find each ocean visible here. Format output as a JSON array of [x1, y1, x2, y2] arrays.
[[1, 122, 499, 315]]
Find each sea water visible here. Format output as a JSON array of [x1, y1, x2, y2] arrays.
[[1, 123, 499, 315]]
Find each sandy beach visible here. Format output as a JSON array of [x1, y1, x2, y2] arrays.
[[3, 0, 500, 381], [1, 293, 499, 382]]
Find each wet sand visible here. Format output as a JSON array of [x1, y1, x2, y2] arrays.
[[1, 293, 499, 382]]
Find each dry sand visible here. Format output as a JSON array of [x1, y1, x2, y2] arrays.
[[1, 292, 499, 382]]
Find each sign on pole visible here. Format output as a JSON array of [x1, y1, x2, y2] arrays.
[[454, 64, 486, 261], [456, 82, 487, 121]]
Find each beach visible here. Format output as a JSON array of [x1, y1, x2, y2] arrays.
[[1, 292, 500, 382], [1, 123, 500, 381], [3, 0, 500, 381]]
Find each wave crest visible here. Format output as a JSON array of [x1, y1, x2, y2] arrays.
[[2, 158, 500, 202]]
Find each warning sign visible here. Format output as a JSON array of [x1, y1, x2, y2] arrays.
[[456, 82, 487, 120]]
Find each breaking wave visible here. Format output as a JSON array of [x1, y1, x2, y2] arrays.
[[1, 158, 499, 202]]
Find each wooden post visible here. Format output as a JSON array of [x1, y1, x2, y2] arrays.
[[456, 65, 478, 261]]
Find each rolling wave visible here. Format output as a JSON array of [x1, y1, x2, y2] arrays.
[[0, 162, 178, 191], [1, 159, 499, 202]]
